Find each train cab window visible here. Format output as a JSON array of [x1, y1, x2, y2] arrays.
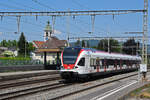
[[78, 58, 85, 66]]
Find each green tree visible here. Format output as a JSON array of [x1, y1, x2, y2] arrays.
[[75, 40, 80, 46], [97, 39, 120, 53], [18, 32, 26, 56], [27, 42, 35, 53], [97, 39, 107, 51], [122, 39, 137, 55], [0, 40, 18, 48], [12, 40, 18, 47], [82, 40, 85, 47], [7, 40, 12, 47], [0, 40, 8, 47], [87, 41, 90, 48]]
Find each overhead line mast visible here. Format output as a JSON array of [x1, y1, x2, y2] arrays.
[[142, 0, 148, 65], [0, 9, 145, 16], [69, 36, 150, 40]]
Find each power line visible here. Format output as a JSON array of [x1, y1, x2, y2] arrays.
[[69, 36, 150, 40], [73, 17, 110, 34], [71, 0, 91, 10], [7, 0, 41, 11], [31, 0, 56, 11], [4, 17, 78, 40], [0, 2, 27, 11]]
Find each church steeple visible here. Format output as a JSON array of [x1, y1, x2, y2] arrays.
[[44, 21, 52, 41]]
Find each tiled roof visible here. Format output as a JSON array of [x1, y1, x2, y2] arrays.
[[40, 37, 67, 49], [33, 41, 45, 48]]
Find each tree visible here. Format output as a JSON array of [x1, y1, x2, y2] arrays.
[[12, 40, 18, 47], [87, 41, 90, 48], [97, 39, 107, 51], [122, 39, 137, 55], [0, 40, 8, 47], [97, 39, 120, 53], [18, 32, 26, 56], [82, 40, 85, 47], [0, 40, 18, 48], [75, 40, 80, 46], [7, 40, 12, 47], [27, 42, 35, 53]]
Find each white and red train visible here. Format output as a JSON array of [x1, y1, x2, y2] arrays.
[[60, 47, 141, 80]]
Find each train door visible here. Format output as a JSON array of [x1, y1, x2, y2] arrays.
[[89, 57, 95, 73], [84, 54, 90, 74], [96, 58, 100, 72]]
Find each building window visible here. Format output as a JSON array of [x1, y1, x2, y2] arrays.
[[46, 32, 48, 36]]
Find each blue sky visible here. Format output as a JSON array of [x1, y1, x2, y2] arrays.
[[0, 0, 149, 43]]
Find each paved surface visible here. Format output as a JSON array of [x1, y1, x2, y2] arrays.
[[76, 73, 150, 100]]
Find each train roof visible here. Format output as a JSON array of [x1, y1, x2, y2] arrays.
[[81, 48, 141, 60], [64, 47, 141, 60]]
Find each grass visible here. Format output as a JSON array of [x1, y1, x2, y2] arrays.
[[0, 57, 42, 66], [0, 57, 31, 60], [130, 83, 150, 99]]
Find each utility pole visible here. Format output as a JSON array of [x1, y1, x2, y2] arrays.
[[25, 40, 26, 58], [17, 16, 21, 34], [107, 27, 110, 53], [139, 0, 148, 82], [142, 0, 148, 65], [67, 9, 70, 47]]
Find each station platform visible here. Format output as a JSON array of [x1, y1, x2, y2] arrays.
[[0, 70, 58, 81]]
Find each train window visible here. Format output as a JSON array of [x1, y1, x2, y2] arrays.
[[90, 58, 97, 67], [104, 59, 109, 68], [107, 59, 115, 65], [94, 59, 97, 66], [132, 60, 135, 64], [115, 60, 120, 65], [78, 58, 85, 66], [90, 58, 94, 66], [96, 59, 100, 66], [123, 60, 126, 65]]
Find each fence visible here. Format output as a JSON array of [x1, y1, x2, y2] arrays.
[[0, 59, 43, 66]]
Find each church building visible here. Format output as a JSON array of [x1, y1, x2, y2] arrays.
[[32, 21, 67, 67]]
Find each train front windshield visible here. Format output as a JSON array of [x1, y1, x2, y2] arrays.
[[63, 48, 81, 64]]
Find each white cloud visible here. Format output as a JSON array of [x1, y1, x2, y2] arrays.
[[53, 30, 61, 34]]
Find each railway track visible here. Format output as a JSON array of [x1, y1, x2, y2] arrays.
[[0, 71, 145, 100], [0, 72, 62, 100], [0, 74, 60, 89], [0, 82, 72, 100], [50, 72, 139, 100]]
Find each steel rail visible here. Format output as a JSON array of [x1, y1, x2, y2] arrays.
[[0, 75, 60, 89], [51, 72, 141, 100], [0, 82, 72, 100]]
